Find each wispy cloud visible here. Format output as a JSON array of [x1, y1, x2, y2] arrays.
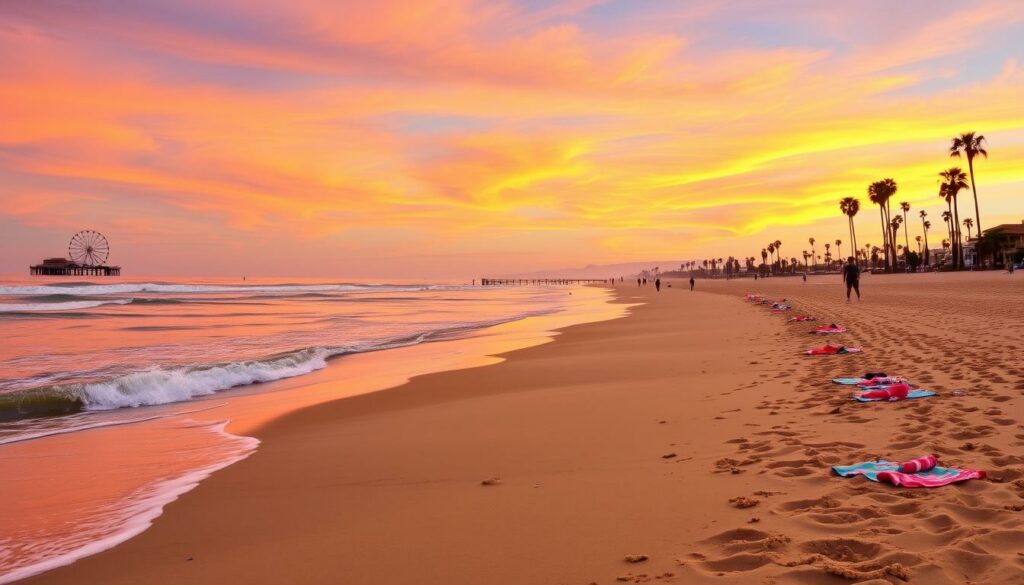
[[1, 0, 1023, 276]]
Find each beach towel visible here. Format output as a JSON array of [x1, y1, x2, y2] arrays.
[[790, 315, 815, 322], [770, 305, 792, 311], [832, 377, 868, 385], [810, 325, 847, 334], [856, 376, 906, 387], [853, 389, 937, 402], [833, 373, 890, 384], [805, 345, 862, 355], [833, 460, 985, 488], [858, 383, 911, 400]]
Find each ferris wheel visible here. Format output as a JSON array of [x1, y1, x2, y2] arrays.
[[69, 230, 110, 266]]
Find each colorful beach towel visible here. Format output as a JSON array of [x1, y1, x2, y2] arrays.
[[805, 345, 862, 355], [857, 376, 906, 387], [790, 315, 815, 322], [833, 460, 985, 488], [853, 389, 937, 402], [832, 373, 889, 385]]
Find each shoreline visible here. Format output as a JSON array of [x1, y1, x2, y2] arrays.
[[1, 284, 626, 583], [22, 273, 1024, 584]]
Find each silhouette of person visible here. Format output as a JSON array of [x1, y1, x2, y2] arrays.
[[842, 256, 861, 302], [655, 278, 661, 292], [689, 277, 695, 291]]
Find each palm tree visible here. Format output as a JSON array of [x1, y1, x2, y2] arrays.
[[890, 216, 903, 267], [919, 210, 930, 265], [868, 180, 897, 271], [940, 167, 969, 269], [773, 240, 782, 271], [760, 248, 768, 273], [767, 243, 776, 273], [808, 237, 816, 271], [950, 131, 987, 234], [915, 235, 923, 255], [839, 197, 861, 267], [802, 251, 810, 271], [963, 217, 974, 241], [835, 239, 843, 263], [899, 201, 911, 264], [941, 209, 953, 266]]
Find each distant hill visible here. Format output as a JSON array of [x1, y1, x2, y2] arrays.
[[502, 261, 691, 280]]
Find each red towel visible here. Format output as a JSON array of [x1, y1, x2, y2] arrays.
[[859, 383, 910, 401], [899, 455, 938, 473]]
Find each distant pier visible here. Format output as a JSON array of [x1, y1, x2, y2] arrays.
[[480, 278, 609, 285], [30, 230, 121, 276], [30, 258, 121, 276]]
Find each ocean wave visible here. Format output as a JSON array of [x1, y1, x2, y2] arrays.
[[0, 299, 132, 312], [0, 309, 556, 420], [0, 282, 438, 296]]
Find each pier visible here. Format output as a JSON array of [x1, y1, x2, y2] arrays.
[[30, 259, 121, 276], [480, 278, 610, 285], [29, 230, 121, 276]]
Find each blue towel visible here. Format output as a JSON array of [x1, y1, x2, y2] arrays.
[[832, 377, 866, 385], [853, 389, 938, 402]]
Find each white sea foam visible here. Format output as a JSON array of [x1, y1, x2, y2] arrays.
[[79, 349, 333, 410], [0, 299, 132, 312], [0, 282, 437, 296], [0, 420, 258, 584]]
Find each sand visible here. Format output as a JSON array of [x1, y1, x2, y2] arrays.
[[23, 272, 1024, 584]]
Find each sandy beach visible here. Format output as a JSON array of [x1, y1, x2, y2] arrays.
[[23, 272, 1024, 585]]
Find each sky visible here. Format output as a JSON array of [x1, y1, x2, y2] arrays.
[[2, 0, 1023, 278]]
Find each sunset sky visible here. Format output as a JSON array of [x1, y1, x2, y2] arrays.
[[2, 0, 1023, 278]]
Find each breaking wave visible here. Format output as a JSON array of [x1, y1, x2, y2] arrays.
[[0, 299, 132, 312], [0, 311, 554, 421]]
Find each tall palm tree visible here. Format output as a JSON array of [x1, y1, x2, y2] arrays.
[[868, 180, 896, 271], [824, 242, 832, 267], [940, 167, 969, 269], [774, 240, 782, 271], [839, 197, 861, 266], [808, 237, 816, 270], [950, 131, 987, 234], [761, 248, 768, 271], [962, 217, 974, 240], [939, 184, 956, 268], [835, 239, 843, 263], [899, 201, 911, 264], [915, 235, 923, 255], [919, 210, 930, 265], [767, 243, 776, 273]]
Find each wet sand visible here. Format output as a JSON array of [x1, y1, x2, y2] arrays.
[[24, 272, 1024, 584]]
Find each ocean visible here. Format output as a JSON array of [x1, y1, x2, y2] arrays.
[[0, 276, 623, 582]]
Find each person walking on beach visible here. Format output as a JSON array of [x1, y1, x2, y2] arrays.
[[842, 256, 860, 302], [655, 278, 661, 292], [689, 276, 695, 291], [637, 278, 641, 287]]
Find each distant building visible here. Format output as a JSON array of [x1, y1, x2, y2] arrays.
[[979, 220, 1024, 267]]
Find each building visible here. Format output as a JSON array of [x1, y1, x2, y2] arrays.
[[979, 220, 1024, 267]]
